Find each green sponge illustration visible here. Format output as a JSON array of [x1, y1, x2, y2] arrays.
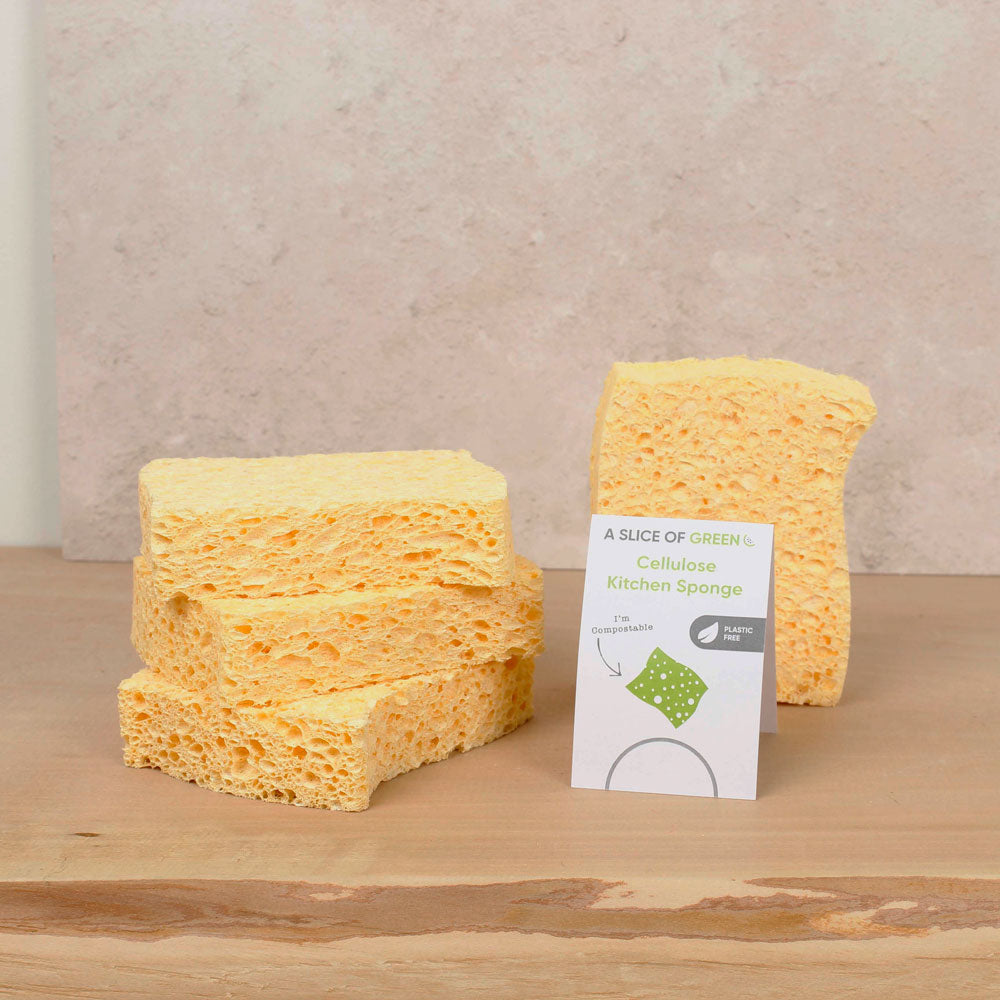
[[626, 648, 708, 729]]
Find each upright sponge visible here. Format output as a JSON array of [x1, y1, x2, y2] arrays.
[[119, 657, 534, 811], [132, 554, 544, 705], [591, 358, 876, 706], [139, 450, 514, 599]]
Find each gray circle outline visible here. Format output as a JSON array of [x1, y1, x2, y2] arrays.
[[604, 738, 719, 798]]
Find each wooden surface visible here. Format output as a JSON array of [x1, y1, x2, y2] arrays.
[[1, 548, 998, 998]]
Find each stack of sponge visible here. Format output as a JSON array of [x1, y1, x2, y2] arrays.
[[119, 450, 543, 811]]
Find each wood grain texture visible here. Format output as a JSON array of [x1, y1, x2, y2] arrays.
[[0, 548, 998, 997], [2, 876, 999, 943]]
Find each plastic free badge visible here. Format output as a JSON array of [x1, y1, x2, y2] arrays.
[[571, 515, 776, 801]]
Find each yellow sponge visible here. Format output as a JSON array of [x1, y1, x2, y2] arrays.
[[132, 554, 544, 705], [119, 657, 534, 811], [591, 358, 876, 706], [139, 450, 514, 598]]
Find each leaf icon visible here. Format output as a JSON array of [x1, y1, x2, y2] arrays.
[[697, 621, 720, 644], [626, 648, 708, 729]]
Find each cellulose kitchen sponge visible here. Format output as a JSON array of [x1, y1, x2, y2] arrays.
[[132, 554, 544, 706], [124, 447, 542, 811], [591, 358, 876, 706], [119, 657, 534, 812], [139, 450, 514, 599]]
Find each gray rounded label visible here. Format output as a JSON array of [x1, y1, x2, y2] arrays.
[[689, 615, 767, 652]]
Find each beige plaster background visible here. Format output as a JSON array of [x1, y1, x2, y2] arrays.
[[49, 1, 1000, 571]]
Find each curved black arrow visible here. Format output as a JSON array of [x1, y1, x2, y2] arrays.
[[596, 637, 622, 677]]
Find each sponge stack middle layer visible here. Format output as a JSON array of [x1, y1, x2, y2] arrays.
[[132, 553, 543, 706]]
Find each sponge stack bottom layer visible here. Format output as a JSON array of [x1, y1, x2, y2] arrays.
[[120, 658, 534, 812]]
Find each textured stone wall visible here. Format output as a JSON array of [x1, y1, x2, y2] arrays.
[[49, 2, 1000, 570]]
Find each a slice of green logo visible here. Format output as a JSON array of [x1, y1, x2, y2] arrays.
[[626, 648, 708, 729]]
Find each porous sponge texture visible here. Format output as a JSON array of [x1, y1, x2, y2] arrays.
[[139, 450, 514, 599], [119, 658, 534, 811], [132, 554, 544, 705], [591, 358, 876, 706]]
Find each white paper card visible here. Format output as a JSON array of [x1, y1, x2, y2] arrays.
[[571, 515, 776, 801]]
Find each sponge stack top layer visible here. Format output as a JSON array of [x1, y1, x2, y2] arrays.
[[140, 449, 514, 599]]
